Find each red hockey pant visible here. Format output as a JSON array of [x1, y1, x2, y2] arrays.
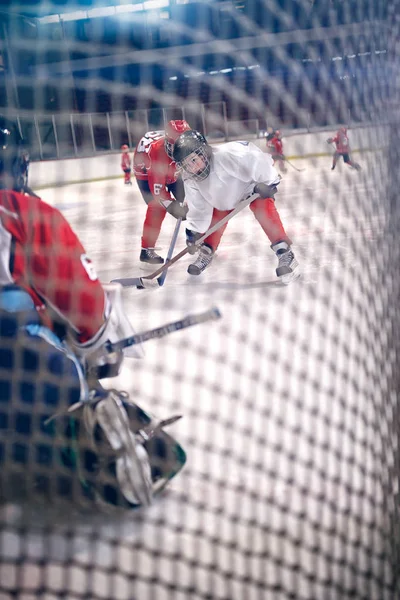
[[141, 200, 167, 248], [203, 197, 292, 251]]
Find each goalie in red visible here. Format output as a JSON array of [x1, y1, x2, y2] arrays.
[[133, 120, 191, 266], [0, 118, 185, 510], [327, 127, 361, 171]]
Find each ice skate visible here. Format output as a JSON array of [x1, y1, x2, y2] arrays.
[[187, 244, 214, 275], [140, 248, 164, 266], [271, 241, 300, 285]]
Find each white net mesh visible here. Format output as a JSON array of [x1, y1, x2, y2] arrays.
[[1, 1, 400, 599]]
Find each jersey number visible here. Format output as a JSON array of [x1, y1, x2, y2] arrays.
[[153, 183, 163, 196], [137, 131, 164, 153]]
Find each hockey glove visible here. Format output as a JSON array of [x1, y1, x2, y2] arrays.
[[253, 182, 279, 199], [166, 201, 188, 220], [326, 138, 333, 144], [186, 228, 202, 254], [166, 178, 185, 204]]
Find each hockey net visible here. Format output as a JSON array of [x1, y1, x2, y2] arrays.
[[1, 1, 400, 599]]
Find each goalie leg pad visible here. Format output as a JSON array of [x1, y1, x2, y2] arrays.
[[85, 393, 186, 508], [123, 401, 187, 497], [94, 393, 154, 506]]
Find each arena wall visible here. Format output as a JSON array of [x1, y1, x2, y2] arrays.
[[30, 124, 388, 190]]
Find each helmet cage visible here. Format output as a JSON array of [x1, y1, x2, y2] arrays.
[[178, 146, 212, 181]]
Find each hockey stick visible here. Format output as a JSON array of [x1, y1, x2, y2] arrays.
[[112, 192, 260, 288], [107, 306, 221, 352], [158, 217, 182, 287], [284, 158, 305, 172]]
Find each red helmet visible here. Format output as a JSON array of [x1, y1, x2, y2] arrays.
[[275, 130, 281, 138], [339, 127, 347, 134], [121, 144, 129, 151], [165, 120, 191, 159]]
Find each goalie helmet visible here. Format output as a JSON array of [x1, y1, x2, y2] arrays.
[[172, 130, 213, 181], [0, 116, 25, 192], [164, 120, 191, 159]]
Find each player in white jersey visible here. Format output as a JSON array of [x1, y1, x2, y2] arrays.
[[172, 130, 300, 284]]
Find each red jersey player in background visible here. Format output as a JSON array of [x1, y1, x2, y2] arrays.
[[133, 120, 191, 265], [265, 126, 277, 142], [121, 144, 132, 185], [327, 127, 361, 171], [0, 117, 185, 508], [266, 129, 286, 173]]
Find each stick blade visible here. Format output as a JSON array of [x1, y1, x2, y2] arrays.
[[111, 277, 145, 288], [210, 306, 222, 320], [110, 276, 161, 290]]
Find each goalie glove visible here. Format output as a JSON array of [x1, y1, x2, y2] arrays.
[[70, 283, 144, 379]]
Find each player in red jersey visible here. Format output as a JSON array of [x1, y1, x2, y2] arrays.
[[327, 127, 361, 171], [266, 130, 286, 173], [121, 144, 132, 185], [133, 120, 191, 265], [0, 118, 184, 509]]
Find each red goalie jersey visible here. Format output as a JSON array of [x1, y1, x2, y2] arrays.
[[133, 131, 179, 203], [0, 190, 106, 342]]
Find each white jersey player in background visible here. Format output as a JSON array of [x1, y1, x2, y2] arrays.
[[172, 130, 300, 284]]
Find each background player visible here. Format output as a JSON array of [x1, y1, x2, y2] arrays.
[[265, 126, 277, 142], [173, 130, 300, 284], [0, 118, 184, 509], [133, 120, 191, 266], [266, 129, 286, 173], [121, 143, 132, 185], [327, 127, 361, 171]]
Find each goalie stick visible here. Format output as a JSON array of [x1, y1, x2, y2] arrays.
[[107, 306, 221, 352], [112, 192, 260, 288], [47, 307, 221, 420]]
